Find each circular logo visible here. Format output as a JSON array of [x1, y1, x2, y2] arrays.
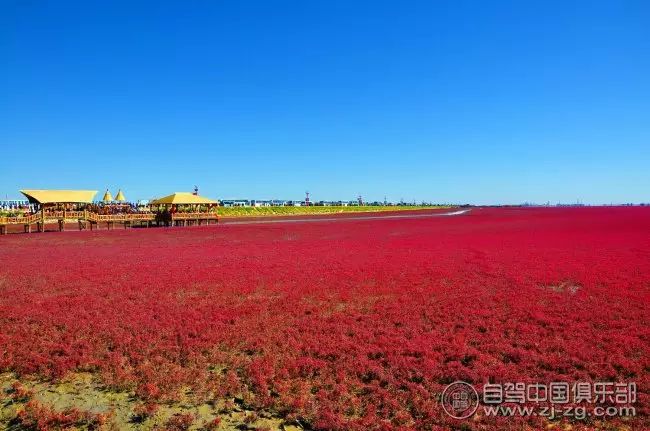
[[441, 381, 479, 419]]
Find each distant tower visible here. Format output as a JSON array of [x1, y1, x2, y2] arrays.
[[358, 194, 363, 206], [193, 185, 199, 196], [384, 196, 387, 205], [305, 191, 310, 206]]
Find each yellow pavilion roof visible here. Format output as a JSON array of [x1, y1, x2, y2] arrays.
[[150, 192, 217, 205], [21, 189, 98, 204], [115, 189, 126, 202], [102, 189, 113, 202]]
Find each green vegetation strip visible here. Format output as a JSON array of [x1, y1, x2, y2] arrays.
[[217, 205, 449, 217]]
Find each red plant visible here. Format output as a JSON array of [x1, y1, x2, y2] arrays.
[[0, 207, 648, 430], [202, 417, 221, 430], [15, 399, 108, 430], [132, 402, 159, 422], [9, 381, 34, 402], [158, 413, 194, 431]]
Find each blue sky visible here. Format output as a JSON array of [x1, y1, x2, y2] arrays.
[[1, 1, 648, 204]]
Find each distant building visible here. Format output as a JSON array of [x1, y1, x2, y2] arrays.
[[252, 199, 272, 207], [220, 199, 250, 207]]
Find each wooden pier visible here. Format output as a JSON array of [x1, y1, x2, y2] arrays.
[[1, 190, 220, 234], [0, 210, 219, 234]]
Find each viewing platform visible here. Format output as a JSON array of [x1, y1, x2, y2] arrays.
[[0, 190, 219, 234], [0, 210, 220, 234]]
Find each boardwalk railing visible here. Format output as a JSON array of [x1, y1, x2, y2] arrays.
[[0, 213, 41, 225], [172, 212, 219, 220], [0, 210, 220, 234], [87, 212, 155, 223]]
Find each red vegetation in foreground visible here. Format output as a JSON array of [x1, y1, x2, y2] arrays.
[[0, 207, 648, 430], [9, 383, 110, 431]]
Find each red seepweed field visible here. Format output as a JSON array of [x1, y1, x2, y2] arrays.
[[0, 207, 648, 430]]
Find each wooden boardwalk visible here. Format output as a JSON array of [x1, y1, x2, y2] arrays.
[[0, 210, 219, 234]]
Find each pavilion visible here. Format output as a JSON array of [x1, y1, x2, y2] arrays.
[[17, 189, 98, 232], [115, 189, 126, 202], [150, 192, 218, 205], [21, 189, 98, 206], [1, 189, 219, 234], [150, 192, 219, 226]]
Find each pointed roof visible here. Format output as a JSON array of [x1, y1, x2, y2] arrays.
[[102, 189, 113, 202], [21, 190, 98, 204], [150, 192, 217, 205], [115, 189, 126, 202]]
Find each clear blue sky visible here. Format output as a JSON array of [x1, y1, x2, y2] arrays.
[[1, 1, 648, 204]]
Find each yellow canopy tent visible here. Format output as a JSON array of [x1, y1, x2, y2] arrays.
[[21, 190, 98, 204], [102, 189, 113, 202], [150, 192, 217, 205], [115, 189, 126, 202]]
